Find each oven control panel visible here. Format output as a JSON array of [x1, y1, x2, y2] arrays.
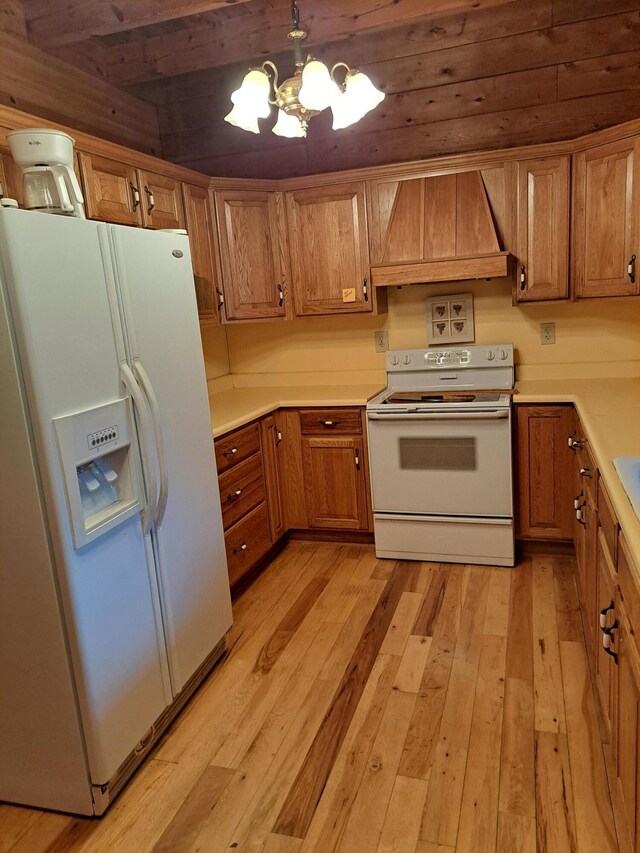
[[387, 344, 514, 370]]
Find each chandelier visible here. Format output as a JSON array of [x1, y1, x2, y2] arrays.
[[224, 0, 385, 139]]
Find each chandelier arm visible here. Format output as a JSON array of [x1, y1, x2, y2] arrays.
[[261, 60, 280, 103], [330, 61, 352, 87]]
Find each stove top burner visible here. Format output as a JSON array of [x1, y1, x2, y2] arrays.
[[382, 392, 501, 405]]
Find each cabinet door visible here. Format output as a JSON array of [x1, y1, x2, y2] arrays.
[[573, 138, 640, 298], [0, 146, 23, 205], [516, 156, 569, 302], [302, 435, 368, 530], [78, 152, 142, 226], [286, 183, 371, 316], [139, 170, 185, 230], [515, 405, 574, 540], [215, 189, 288, 321], [260, 415, 286, 542], [614, 602, 640, 849], [596, 530, 616, 738], [182, 183, 221, 325]]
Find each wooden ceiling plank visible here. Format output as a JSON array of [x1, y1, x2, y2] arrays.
[[69, 0, 518, 86], [23, 0, 257, 48]]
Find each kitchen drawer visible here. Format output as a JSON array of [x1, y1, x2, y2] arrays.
[[618, 533, 640, 640], [224, 501, 272, 588], [215, 422, 260, 474], [300, 408, 362, 435], [218, 451, 265, 531], [599, 478, 619, 567]]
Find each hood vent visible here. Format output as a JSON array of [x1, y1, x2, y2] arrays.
[[370, 170, 510, 287]]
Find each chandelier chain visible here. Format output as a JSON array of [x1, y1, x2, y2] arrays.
[[291, 0, 300, 30]]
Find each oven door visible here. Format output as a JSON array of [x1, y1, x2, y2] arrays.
[[366, 408, 512, 517]]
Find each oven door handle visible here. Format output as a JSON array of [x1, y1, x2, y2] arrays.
[[367, 410, 509, 421]]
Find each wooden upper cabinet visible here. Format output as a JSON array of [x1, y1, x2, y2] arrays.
[[285, 182, 371, 316], [79, 152, 142, 226], [0, 147, 24, 205], [215, 189, 289, 321], [182, 183, 221, 326], [515, 156, 570, 302], [573, 137, 640, 299], [138, 170, 185, 230]]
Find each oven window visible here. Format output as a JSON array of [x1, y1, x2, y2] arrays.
[[398, 437, 477, 471]]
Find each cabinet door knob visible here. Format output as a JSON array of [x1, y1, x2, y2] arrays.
[[520, 265, 526, 291], [628, 254, 636, 285], [130, 182, 140, 209], [144, 185, 155, 214]]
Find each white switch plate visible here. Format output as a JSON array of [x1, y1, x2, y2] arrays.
[[374, 330, 388, 352], [540, 322, 556, 345]]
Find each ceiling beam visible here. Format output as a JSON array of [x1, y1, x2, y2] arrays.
[[46, 0, 517, 87], [23, 0, 256, 48]]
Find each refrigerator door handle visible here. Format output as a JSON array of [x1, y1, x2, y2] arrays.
[[133, 359, 169, 528], [120, 362, 158, 536]]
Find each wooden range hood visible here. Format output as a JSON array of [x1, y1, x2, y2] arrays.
[[370, 171, 510, 287]]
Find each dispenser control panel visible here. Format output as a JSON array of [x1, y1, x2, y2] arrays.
[[87, 425, 119, 451]]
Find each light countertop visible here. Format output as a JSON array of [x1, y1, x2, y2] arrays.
[[208, 383, 384, 438], [208, 376, 640, 573], [516, 378, 640, 573]]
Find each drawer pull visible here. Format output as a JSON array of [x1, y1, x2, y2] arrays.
[[520, 264, 526, 291], [576, 507, 585, 526], [629, 254, 636, 285], [355, 448, 360, 471], [574, 491, 584, 510], [319, 419, 341, 427], [363, 276, 369, 302], [233, 543, 248, 554], [277, 283, 284, 307], [223, 447, 238, 457], [227, 489, 242, 502], [600, 601, 615, 630], [568, 432, 584, 451], [579, 467, 592, 479], [275, 425, 282, 446]]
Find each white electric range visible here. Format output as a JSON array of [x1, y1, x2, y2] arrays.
[[366, 343, 515, 567]]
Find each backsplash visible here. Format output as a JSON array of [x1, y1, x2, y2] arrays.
[[224, 278, 640, 386]]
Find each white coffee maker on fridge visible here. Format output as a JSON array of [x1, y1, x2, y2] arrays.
[[6, 127, 85, 218]]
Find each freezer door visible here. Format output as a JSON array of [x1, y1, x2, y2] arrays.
[[0, 210, 171, 787], [108, 225, 232, 693]]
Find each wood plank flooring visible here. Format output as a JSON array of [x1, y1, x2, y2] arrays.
[[0, 543, 623, 852]]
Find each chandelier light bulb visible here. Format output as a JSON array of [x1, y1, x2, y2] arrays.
[[224, 103, 261, 134], [330, 91, 360, 131], [272, 109, 306, 138], [344, 71, 385, 118], [230, 69, 271, 119], [299, 60, 341, 111]]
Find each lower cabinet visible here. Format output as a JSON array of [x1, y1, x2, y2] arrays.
[[214, 406, 372, 591], [596, 529, 617, 738], [514, 404, 574, 540]]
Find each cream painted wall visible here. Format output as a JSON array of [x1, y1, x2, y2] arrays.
[[226, 279, 640, 385], [201, 324, 230, 380]]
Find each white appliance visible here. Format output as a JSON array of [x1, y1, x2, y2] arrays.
[[366, 344, 515, 567], [6, 127, 85, 218], [0, 209, 232, 815]]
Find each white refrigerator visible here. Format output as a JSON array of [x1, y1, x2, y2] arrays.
[[0, 209, 232, 815]]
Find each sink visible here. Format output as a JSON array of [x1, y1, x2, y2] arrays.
[[614, 457, 640, 519]]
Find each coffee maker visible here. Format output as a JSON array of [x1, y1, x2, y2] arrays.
[[6, 128, 85, 218]]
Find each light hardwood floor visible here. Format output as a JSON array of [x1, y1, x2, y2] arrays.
[[0, 543, 622, 852]]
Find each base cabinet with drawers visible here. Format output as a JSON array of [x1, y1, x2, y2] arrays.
[[213, 407, 372, 592]]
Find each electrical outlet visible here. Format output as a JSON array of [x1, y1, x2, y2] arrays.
[[374, 330, 388, 352], [540, 322, 556, 345]]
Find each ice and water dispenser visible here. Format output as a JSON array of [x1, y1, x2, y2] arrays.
[[54, 399, 143, 549]]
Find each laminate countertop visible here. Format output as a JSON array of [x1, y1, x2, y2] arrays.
[[516, 378, 640, 572], [208, 383, 384, 438]]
